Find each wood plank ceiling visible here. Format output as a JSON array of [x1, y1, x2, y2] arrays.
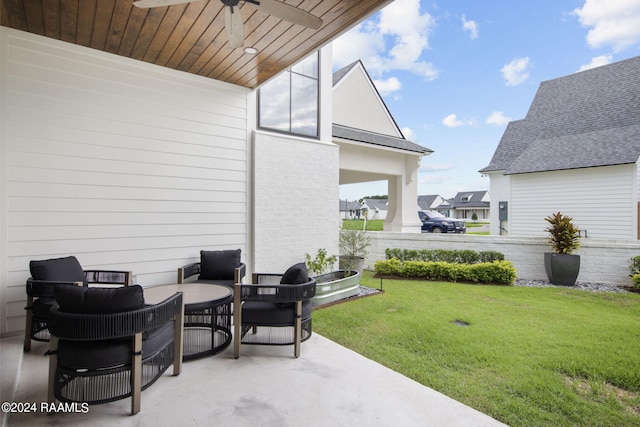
[[1, 0, 393, 89]]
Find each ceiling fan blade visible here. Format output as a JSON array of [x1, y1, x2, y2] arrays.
[[224, 6, 245, 48], [133, 0, 199, 8], [248, 0, 322, 30]]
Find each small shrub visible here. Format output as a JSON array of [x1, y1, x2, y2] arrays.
[[374, 259, 516, 285], [479, 251, 505, 263], [385, 248, 506, 264], [374, 258, 402, 275], [305, 248, 337, 276], [629, 256, 640, 276], [339, 229, 371, 257], [632, 273, 640, 289]]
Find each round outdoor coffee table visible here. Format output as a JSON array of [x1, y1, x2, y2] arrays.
[[144, 283, 233, 361]]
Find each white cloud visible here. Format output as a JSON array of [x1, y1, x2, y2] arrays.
[[486, 111, 512, 125], [501, 57, 530, 86], [573, 0, 640, 51], [419, 174, 449, 185], [578, 54, 614, 71], [443, 114, 464, 128], [420, 163, 454, 172], [462, 15, 479, 39], [442, 113, 477, 128], [373, 76, 402, 96], [333, 0, 440, 81], [401, 127, 417, 141]]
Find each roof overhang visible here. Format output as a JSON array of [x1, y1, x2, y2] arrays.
[[1, 0, 393, 89]]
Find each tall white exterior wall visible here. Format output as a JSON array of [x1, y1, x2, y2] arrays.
[[253, 132, 339, 273], [0, 29, 249, 335], [509, 165, 636, 239]]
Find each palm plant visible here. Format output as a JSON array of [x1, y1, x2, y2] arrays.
[[544, 212, 581, 254]]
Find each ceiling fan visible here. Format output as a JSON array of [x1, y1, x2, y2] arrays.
[[133, 0, 323, 49]]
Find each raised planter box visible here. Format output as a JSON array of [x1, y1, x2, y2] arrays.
[[311, 270, 361, 307]]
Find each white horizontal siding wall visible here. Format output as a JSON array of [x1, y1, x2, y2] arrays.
[[1, 28, 249, 335], [509, 165, 636, 239]]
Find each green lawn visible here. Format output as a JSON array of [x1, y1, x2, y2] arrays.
[[313, 271, 640, 427], [342, 219, 384, 231]]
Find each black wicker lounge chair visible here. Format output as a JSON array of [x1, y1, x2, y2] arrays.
[[177, 249, 246, 288], [24, 256, 132, 352], [47, 284, 183, 415], [233, 263, 316, 358]]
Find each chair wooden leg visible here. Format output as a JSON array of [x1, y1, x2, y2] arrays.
[[47, 336, 58, 408], [131, 333, 142, 415], [173, 302, 184, 375], [233, 283, 241, 359], [294, 301, 302, 358], [24, 297, 33, 352]]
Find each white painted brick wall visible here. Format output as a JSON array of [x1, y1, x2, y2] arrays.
[[365, 233, 640, 286], [253, 131, 339, 273]]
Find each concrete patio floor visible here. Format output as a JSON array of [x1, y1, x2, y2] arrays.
[[1, 334, 506, 427]]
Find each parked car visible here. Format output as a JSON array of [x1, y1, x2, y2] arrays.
[[418, 210, 466, 233]]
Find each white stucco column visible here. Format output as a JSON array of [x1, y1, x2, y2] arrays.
[[384, 156, 422, 233]]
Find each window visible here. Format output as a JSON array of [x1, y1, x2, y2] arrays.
[[258, 52, 319, 137]]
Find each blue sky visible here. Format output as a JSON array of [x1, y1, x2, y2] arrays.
[[333, 0, 640, 201]]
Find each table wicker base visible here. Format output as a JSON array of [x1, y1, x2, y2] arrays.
[[183, 299, 232, 360], [143, 283, 233, 361]]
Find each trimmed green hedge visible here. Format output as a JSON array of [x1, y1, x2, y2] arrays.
[[374, 259, 517, 285], [385, 248, 504, 264]]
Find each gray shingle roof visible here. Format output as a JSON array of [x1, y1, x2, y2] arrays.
[[451, 191, 490, 209], [362, 198, 387, 210], [480, 55, 640, 174], [333, 60, 360, 87], [417, 195, 451, 210], [339, 200, 361, 211], [333, 124, 432, 154]]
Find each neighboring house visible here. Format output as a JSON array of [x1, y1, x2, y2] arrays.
[[480, 56, 640, 239], [0, 1, 396, 335], [417, 195, 453, 216], [339, 197, 388, 220], [339, 200, 362, 220], [450, 191, 490, 221], [332, 60, 432, 233], [362, 198, 388, 220]]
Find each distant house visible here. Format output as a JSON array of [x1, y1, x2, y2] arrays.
[[339, 200, 363, 220], [480, 56, 640, 239], [417, 195, 453, 216], [362, 198, 388, 220], [451, 191, 490, 221]]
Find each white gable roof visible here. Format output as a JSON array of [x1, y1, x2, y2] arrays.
[[332, 61, 403, 138]]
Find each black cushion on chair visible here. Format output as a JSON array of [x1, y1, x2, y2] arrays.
[[199, 249, 241, 280], [57, 321, 174, 370], [242, 300, 312, 325], [30, 256, 88, 286], [54, 285, 145, 314], [32, 298, 56, 317], [280, 263, 309, 285]]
